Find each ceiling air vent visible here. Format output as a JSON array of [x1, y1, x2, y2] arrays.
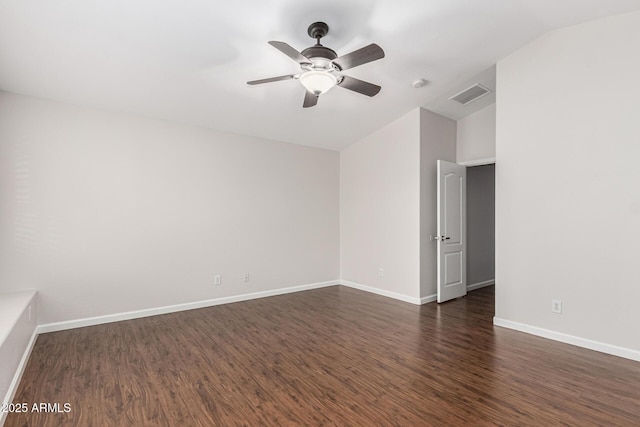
[[449, 84, 491, 105]]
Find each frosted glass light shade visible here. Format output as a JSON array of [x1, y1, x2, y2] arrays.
[[299, 71, 337, 95]]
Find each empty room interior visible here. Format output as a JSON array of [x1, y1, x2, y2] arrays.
[[1, 1, 639, 426]]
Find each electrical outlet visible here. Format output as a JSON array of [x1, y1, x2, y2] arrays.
[[378, 268, 384, 277], [214, 275, 222, 286], [243, 273, 250, 283], [551, 299, 562, 314]]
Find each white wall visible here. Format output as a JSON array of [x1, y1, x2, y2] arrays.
[[496, 10, 640, 355], [340, 109, 421, 301], [419, 109, 457, 299], [457, 103, 496, 164], [0, 92, 340, 325]]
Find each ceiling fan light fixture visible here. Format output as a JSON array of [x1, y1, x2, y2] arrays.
[[247, 22, 385, 107], [299, 70, 337, 95]]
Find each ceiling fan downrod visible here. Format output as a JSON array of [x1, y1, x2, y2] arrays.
[[307, 21, 329, 46]]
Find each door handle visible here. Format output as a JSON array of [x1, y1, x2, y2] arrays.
[[434, 236, 451, 241]]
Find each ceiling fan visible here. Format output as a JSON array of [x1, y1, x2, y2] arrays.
[[247, 22, 385, 108]]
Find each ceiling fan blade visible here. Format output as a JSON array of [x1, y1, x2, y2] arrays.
[[247, 75, 296, 85], [268, 41, 312, 65], [338, 75, 381, 97], [303, 90, 318, 108], [332, 43, 385, 71]]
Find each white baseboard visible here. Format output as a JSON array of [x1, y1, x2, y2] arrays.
[[467, 279, 494, 292], [420, 294, 437, 304], [493, 317, 640, 362], [337, 279, 493, 306], [39, 280, 339, 334], [340, 280, 422, 305], [1, 327, 38, 426]]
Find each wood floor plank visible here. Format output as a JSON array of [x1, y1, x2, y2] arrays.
[[5, 286, 640, 426]]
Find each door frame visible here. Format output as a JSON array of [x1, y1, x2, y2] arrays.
[[458, 157, 496, 294], [458, 157, 496, 167]]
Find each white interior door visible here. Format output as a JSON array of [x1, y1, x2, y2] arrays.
[[437, 160, 467, 303]]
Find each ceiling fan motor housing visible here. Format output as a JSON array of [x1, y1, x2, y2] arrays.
[[301, 46, 337, 62]]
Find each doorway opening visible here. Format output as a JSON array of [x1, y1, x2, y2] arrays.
[[466, 163, 495, 293]]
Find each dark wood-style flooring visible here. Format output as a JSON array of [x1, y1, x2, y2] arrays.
[[6, 286, 640, 426]]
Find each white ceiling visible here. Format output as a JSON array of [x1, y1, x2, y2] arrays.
[[1, 1, 639, 151], [426, 65, 497, 121]]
